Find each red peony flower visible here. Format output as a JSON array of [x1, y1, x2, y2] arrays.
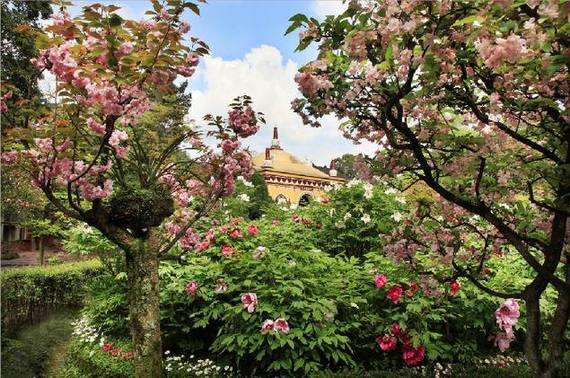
[[390, 322, 403, 338], [407, 282, 419, 298], [402, 344, 425, 366], [449, 280, 461, 296], [376, 334, 397, 351], [247, 224, 259, 236], [386, 285, 403, 304], [102, 343, 114, 352]]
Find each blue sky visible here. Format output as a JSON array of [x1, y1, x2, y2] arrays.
[[65, 0, 375, 165]]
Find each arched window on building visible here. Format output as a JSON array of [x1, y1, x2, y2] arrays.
[[299, 193, 311, 207]]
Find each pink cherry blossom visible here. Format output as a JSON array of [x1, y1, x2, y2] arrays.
[[241, 293, 258, 313], [87, 118, 106, 135], [374, 274, 387, 288], [109, 130, 128, 147], [116, 41, 133, 57], [228, 106, 259, 138]]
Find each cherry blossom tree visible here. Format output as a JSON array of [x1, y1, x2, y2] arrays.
[[289, 1, 568, 376], [1, 1, 262, 376]]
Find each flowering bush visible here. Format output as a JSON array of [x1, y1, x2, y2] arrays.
[[300, 180, 406, 257], [82, 209, 519, 374]]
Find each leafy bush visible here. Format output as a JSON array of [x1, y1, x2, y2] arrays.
[[84, 213, 505, 374], [300, 180, 405, 257], [1, 311, 77, 378], [1, 260, 102, 334]]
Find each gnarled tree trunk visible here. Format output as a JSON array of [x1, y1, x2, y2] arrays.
[[125, 237, 162, 378]]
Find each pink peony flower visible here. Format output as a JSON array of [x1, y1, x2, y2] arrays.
[[229, 228, 242, 239], [221, 245, 235, 257], [241, 293, 258, 313], [449, 280, 461, 296], [495, 298, 520, 336], [374, 274, 387, 288], [402, 344, 425, 366], [386, 285, 403, 304], [261, 319, 274, 334], [185, 280, 198, 297], [247, 224, 259, 236], [376, 334, 397, 351], [273, 318, 290, 333], [494, 332, 514, 352]]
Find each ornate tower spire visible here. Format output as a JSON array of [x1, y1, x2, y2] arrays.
[[329, 159, 337, 177], [271, 127, 281, 149]]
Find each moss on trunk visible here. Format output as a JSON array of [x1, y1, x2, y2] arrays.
[[125, 237, 162, 378]]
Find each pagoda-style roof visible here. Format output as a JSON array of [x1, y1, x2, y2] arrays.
[[252, 128, 345, 183]]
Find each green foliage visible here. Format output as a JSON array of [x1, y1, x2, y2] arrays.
[[217, 172, 273, 221], [301, 180, 404, 257], [1, 310, 77, 378], [1, 260, 103, 335], [59, 338, 134, 378]]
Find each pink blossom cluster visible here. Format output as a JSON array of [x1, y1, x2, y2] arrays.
[[294, 72, 333, 98], [241, 293, 258, 313], [376, 322, 425, 366], [261, 318, 290, 334], [228, 106, 259, 138], [477, 34, 528, 68], [0, 91, 13, 113], [494, 298, 520, 352]]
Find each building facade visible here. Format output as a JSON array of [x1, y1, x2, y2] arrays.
[[252, 128, 345, 205]]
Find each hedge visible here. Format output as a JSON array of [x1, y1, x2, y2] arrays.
[[1, 260, 103, 335]]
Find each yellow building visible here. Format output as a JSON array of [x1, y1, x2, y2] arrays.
[[252, 128, 345, 205]]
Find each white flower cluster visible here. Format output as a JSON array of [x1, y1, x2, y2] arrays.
[[237, 176, 253, 187], [237, 193, 250, 202], [164, 353, 233, 377], [72, 316, 103, 346]]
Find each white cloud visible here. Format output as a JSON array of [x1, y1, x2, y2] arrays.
[[188, 45, 376, 165], [311, 0, 347, 19]]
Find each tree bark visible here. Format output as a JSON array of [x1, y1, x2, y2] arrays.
[[38, 237, 45, 266], [125, 237, 162, 378]]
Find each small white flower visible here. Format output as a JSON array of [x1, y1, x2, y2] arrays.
[[360, 213, 371, 224], [238, 193, 250, 202], [391, 211, 403, 222], [363, 183, 373, 199], [350, 302, 359, 309], [385, 187, 397, 195], [473, 20, 482, 27], [395, 196, 406, 204], [164, 350, 170, 355], [343, 212, 352, 221]]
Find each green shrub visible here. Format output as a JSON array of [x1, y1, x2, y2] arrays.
[[1, 310, 77, 378], [1, 260, 103, 334], [84, 215, 503, 374]]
